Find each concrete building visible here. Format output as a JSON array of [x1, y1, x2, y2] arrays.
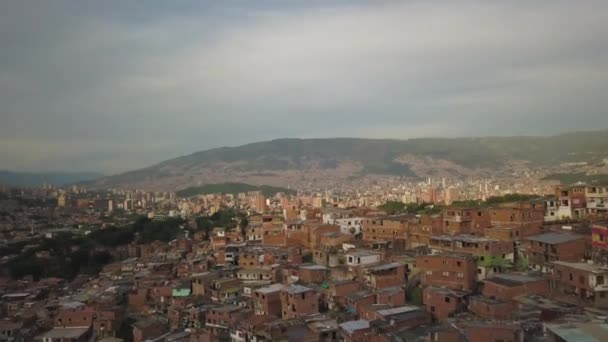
[[346, 250, 382, 267]]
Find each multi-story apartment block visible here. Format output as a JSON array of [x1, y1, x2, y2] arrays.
[[429, 234, 514, 280], [443, 208, 491, 235], [585, 185, 608, 217], [489, 201, 546, 237], [416, 253, 478, 291], [548, 261, 608, 308], [522, 233, 588, 272], [361, 215, 409, 242]]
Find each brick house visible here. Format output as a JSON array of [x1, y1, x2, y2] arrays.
[[205, 305, 249, 336], [429, 234, 514, 280], [522, 233, 587, 271], [339, 320, 371, 342], [343, 290, 375, 316], [280, 284, 320, 319], [468, 296, 513, 320], [253, 283, 284, 316], [416, 253, 477, 291], [442, 208, 491, 235], [323, 280, 362, 310], [375, 286, 406, 307], [361, 216, 409, 242], [423, 287, 469, 321], [363, 262, 406, 289], [481, 273, 549, 302], [548, 261, 608, 308], [299, 265, 328, 284], [405, 214, 443, 249], [362, 305, 430, 333], [489, 201, 546, 237], [132, 319, 168, 342], [464, 322, 524, 342]]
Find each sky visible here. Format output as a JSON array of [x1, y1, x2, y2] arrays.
[[1, 0, 607, 174]]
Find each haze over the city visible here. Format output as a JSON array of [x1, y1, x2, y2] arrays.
[[1, 0, 607, 173]]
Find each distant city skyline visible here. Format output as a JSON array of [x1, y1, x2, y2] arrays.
[[1, 1, 607, 173]]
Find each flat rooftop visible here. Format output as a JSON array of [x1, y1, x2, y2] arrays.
[[38, 328, 89, 339], [300, 264, 328, 270], [284, 284, 313, 294], [255, 283, 284, 294], [376, 305, 422, 317], [552, 261, 608, 273], [484, 273, 546, 287], [339, 320, 370, 334], [546, 321, 608, 342], [431, 234, 498, 243], [526, 232, 585, 244]]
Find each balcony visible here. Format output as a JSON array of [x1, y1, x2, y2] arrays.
[[594, 284, 608, 291]]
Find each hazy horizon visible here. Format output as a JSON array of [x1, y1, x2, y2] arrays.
[[2, 1, 607, 173]]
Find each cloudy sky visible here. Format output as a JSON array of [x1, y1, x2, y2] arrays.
[[1, 1, 607, 174]]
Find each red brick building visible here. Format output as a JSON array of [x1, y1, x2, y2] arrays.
[[253, 283, 284, 316], [489, 201, 546, 237], [423, 287, 469, 321], [522, 232, 588, 271], [363, 262, 406, 289], [417, 253, 478, 291], [361, 216, 409, 242], [443, 208, 491, 235], [299, 265, 328, 284], [548, 261, 608, 308], [468, 296, 513, 320], [481, 273, 549, 302], [280, 284, 320, 319]]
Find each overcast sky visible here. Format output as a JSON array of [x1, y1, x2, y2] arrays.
[[1, 1, 607, 174]]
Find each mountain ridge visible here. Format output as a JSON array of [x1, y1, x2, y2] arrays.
[[90, 129, 608, 191]]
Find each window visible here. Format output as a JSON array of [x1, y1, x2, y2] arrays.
[[457, 273, 464, 278], [457, 261, 461, 267], [426, 270, 433, 275], [443, 271, 450, 277], [600, 292, 606, 298], [579, 276, 585, 285], [569, 273, 573, 281], [598, 276, 605, 285], [445, 297, 451, 303], [430, 306, 435, 313]]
